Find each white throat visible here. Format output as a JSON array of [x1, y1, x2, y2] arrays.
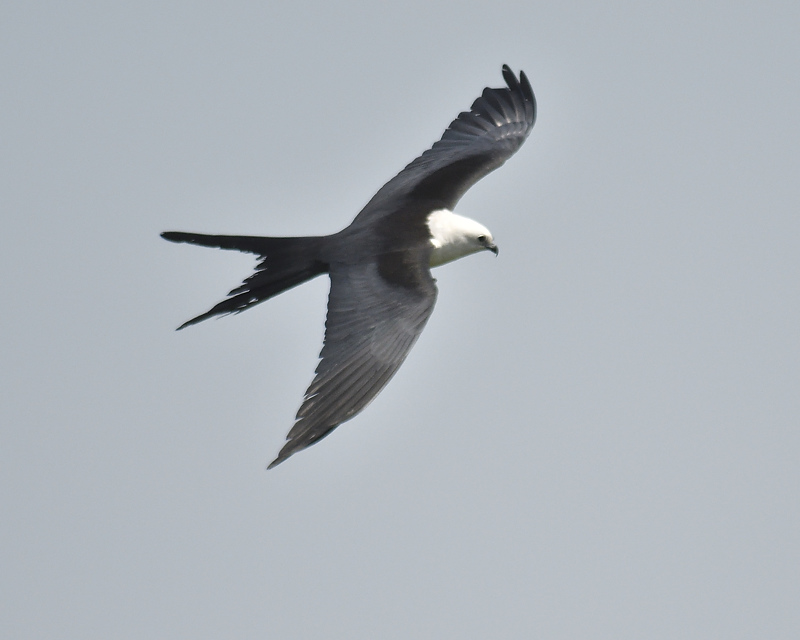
[[426, 209, 494, 267]]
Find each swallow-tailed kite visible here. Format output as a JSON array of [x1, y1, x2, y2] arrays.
[[162, 65, 536, 468]]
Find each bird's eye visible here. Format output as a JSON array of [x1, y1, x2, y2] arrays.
[[478, 235, 486, 243]]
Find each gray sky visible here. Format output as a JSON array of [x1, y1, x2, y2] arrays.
[[2, 1, 799, 638]]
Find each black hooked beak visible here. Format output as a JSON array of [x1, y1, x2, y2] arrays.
[[487, 243, 499, 256]]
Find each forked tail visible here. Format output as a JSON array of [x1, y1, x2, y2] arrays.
[[161, 232, 328, 329]]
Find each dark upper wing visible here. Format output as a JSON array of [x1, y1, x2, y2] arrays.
[[352, 65, 536, 225], [268, 255, 437, 468]]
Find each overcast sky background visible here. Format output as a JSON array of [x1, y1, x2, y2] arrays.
[[2, 1, 799, 638]]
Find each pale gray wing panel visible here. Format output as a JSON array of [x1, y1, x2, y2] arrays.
[[268, 261, 437, 467]]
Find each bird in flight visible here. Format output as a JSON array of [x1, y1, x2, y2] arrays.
[[162, 65, 536, 468]]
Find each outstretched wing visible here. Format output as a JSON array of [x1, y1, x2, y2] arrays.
[[353, 65, 536, 225], [268, 255, 437, 468]]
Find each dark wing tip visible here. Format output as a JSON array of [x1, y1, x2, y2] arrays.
[[266, 426, 336, 469], [501, 65, 536, 127], [518, 69, 537, 126], [501, 64, 517, 89]]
